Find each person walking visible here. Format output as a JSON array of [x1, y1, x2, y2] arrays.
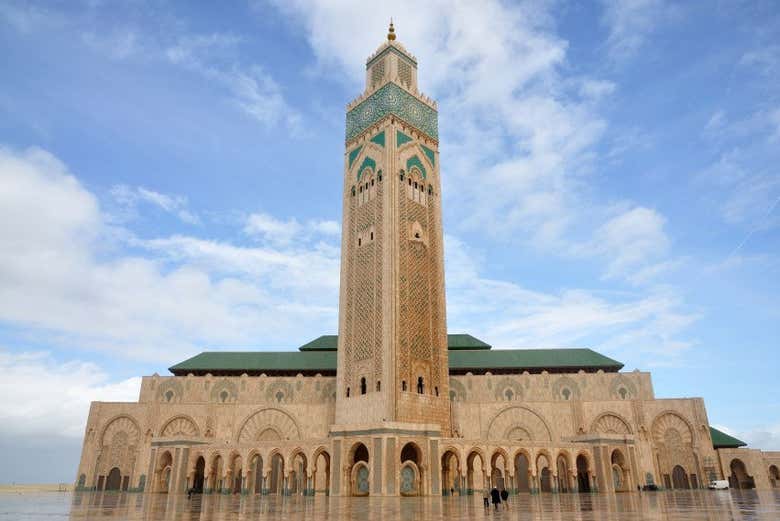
[[500, 488, 509, 509], [483, 490, 490, 509], [490, 486, 501, 511]]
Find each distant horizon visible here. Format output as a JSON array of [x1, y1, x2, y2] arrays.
[[1, 0, 778, 483]]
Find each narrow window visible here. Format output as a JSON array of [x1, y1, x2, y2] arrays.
[[370, 231, 374, 240], [378, 173, 382, 181], [417, 377, 424, 394], [408, 178, 412, 186], [400, 172, 404, 181], [371, 179, 375, 186], [365, 183, 369, 191], [358, 238, 362, 246], [376, 381, 381, 392], [359, 185, 363, 193], [428, 185, 433, 195], [360, 377, 367, 395], [346, 387, 350, 397], [351, 186, 356, 197], [434, 386, 439, 396], [414, 181, 417, 189], [402, 380, 407, 391]]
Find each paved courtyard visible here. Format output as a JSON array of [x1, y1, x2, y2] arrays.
[[1, 490, 779, 520]]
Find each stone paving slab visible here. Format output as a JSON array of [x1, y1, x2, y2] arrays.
[[1, 490, 779, 520]]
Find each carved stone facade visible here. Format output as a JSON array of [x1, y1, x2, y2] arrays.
[[76, 26, 780, 496]]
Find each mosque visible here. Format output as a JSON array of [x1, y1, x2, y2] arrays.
[[76, 24, 780, 496]]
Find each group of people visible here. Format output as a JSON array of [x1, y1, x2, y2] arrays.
[[483, 487, 509, 511]]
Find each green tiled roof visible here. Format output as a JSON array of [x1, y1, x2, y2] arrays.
[[710, 426, 747, 449], [170, 347, 622, 376], [170, 351, 337, 375], [299, 335, 339, 351], [449, 348, 622, 373], [298, 334, 491, 352]]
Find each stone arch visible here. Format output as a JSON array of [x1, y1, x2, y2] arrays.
[[440, 447, 461, 495], [400, 461, 421, 496], [590, 412, 633, 435], [556, 450, 573, 492], [236, 408, 301, 444], [493, 377, 523, 401], [611, 449, 631, 492], [552, 376, 581, 401], [487, 406, 552, 441], [768, 465, 779, 488], [575, 451, 592, 492], [513, 449, 532, 492], [490, 448, 509, 490], [536, 452, 552, 493], [287, 449, 308, 495], [730, 459, 755, 489], [448, 378, 467, 402], [466, 448, 487, 493], [651, 412, 694, 446], [311, 447, 331, 496], [100, 415, 141, 447], [210, 379, 238, 403], [160, 415, 199, 438]]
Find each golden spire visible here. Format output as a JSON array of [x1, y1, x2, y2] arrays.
[[387, 19, 396, 41]]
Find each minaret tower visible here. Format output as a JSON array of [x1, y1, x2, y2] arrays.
[[335, 23, 450, 435]]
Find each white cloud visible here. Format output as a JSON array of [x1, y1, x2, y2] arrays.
[[0, 350, 140, 439], [0, 146, 339, 362], [600, 0, 669, 60], [243, 212, 341, 245], [713, 423, 780, 452], [111, 184, 199, 224], [589, 207, 670, 280], [268, 1, 676, 284], [444, 234, 697, 367]]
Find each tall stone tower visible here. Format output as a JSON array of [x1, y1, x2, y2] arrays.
[[335, 23, 450, 436]]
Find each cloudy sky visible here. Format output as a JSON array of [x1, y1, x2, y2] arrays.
[[1, 0, 778, 483]]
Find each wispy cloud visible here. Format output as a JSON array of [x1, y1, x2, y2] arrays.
[[600, 0, 671, 61], [111, 184, 199, 224]]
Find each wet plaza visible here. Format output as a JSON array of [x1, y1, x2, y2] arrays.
[[1, 490, 779, 521]]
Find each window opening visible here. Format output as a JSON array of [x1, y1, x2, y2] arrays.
[[434, 386, 439, 396], [376, 381, 381, 392], [417, 377, 424, 394], [402, 381, 407, 391], [360, 378, 367, 395], [370, 232, 374, 240], [346, 387, 350, 397]]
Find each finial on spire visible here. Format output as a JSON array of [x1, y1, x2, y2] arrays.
[[387, 19, 396, 41]]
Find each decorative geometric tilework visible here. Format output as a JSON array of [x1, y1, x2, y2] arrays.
[[406, 155, 426, 179], [397, 130, 412, 147], [357, 156, 376, 180], [348, 146, 363, 170], [346, 83, 438, 141], [370, 131, 386, 147], [421, 144, 435, 167]]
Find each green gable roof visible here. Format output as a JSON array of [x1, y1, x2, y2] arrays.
[[299, 334, 491, 352], [448, 348, 622, 373], [170, 351, 337, 375], [710, 426, 747, 449]]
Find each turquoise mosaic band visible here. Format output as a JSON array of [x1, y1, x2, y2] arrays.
[[346, 82, 438, 142]]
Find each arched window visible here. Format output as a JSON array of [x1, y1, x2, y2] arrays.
[[360, 378, 367, 395], [402, 381, 407, 391], [408, 178, 412, 186], [619, 387, 628, 399], [346, 387, 350, 398], [417, 377, 424, 394], [165, 390, 174, 402], [371, 179, 374, 186], [428, 185, 433, 195], [505, 389, 513, 401], [562, 388, 571, 400], [351, 186, 356, 197], [434, 386, 439, 396], [376, 381, 381, 392], [359, 185, 363, 193], [414, 181, 417, 189], [378, 172, 383, 181]]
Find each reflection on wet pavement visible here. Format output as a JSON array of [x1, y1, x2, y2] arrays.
[[1, 490, 779, 520]]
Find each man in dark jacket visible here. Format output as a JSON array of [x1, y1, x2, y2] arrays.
[[500, 488, 509, 508], [490, 487, 501, 510]]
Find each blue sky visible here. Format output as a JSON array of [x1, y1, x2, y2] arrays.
[[0, 0, 778, 483]]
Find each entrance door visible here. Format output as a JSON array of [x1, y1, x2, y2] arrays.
[[105, 468, 122, 491], [672, 466, 689, 489]]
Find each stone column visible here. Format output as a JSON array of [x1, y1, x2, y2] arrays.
[[145, 448, 157, 494]]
